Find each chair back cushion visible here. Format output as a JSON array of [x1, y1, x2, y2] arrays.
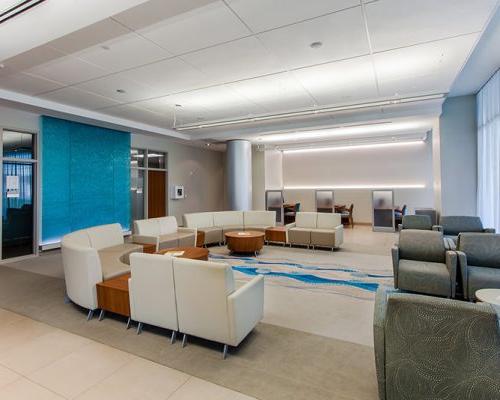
[[86, 223, 124, 250], [317, 213, 341, 229], [399, 230, 445, 263], [440, 216, 484, 235], [61, 229, 91, 248], [134, 219, 160, 236], [457, 233, 500, 268], [402, 215, 432, 230], [243, 211, 276, 227], [129, 253, 178, 330], [158, 216, 178, 235], [295, 212, 317, 228], [173, 258, 234, 344], [213, 211, 244, 227], [183, 212, 214, 228]]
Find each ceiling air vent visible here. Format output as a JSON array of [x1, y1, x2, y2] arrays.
[[0, 0, 47, 25]]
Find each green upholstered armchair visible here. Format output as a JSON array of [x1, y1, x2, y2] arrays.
[[456, 232, 500, 300], [392, 230, 457, 298], [433, 216, 495, 244], [397, 214, 432, 231], [374, 286, 500, 400]]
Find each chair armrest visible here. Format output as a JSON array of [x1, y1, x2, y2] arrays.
[[443, 237, 456, 251], [456, 250, 469, 300], [432, 225, 443, 232], [285, 223, 296, 243], [178, 227, 196, 234], [397, 223, 403, 232], [391, 245, 399, 288], [334, 224, 344, 246], [445, 251, 457, 298], [132, 235, 158, 246], [228, 276, 264, 346], [484, 228, 496, 233]]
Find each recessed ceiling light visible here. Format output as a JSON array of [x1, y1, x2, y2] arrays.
[[205, 143, 211, 147], [116, 89, 126, 93], [310, 41, 323, 49]]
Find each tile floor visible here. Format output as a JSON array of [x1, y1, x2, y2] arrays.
[[0, 309, 257, 400]]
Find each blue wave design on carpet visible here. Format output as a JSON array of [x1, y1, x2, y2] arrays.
[[233, 266, 380, 292]]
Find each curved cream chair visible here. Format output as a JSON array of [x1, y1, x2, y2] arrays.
[[133, 216, 196, 251], [61, 223, 142, 320], [128, 253, 178, 342]]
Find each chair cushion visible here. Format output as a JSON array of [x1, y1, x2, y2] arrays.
[[288, 228, 311, 245], [183, 213, 214, 229], [398, 259, 451, 297], [317, 213, 341, 229], [467, 266, 500, 298], [244, 225, 269, 232], [158, 216, 178, 235], [61, 229, 90, 247], [441, 216, 484, 236], [295, 212, 317, 228], [199, 227, 223, 244], [87, 223, 124, 250], [134, 219, 160, 236], [311, 229, 335, 246], [98, 243, 141, 280], [399, 230, 445, 263], [213, 211, 244, 227], [402, 215, 432, 230], [458, 233, 500, 268], [243, 211, 275, 227]]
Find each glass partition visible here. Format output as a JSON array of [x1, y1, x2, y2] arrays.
[[315, 190, 334, 213], [265, 190, 284, 225], [372, 190, 394, 232]]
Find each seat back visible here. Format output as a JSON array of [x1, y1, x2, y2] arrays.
[[183, 212, 214, 229], [402, 215, 432, 230], [295, 212, 317, 228], [86, 223, 124, 250], [213, 211, 244, 227], [440, 216, 484, 236], [457, 233, 500, 269], [399, 230, 445, 263], [157, 216, 178, 235], [173, 258, 235, 344], [317, 212, 341, 229], [129, 253, 178, 330], [134, 218, 160, 236], [243, 210, 276, 227]]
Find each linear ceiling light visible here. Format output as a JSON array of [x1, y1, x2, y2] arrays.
[[284, 184, 426, 190], [281, 139, 425, 154], [175, 93, 445, 131], [0, 0, 47, 24]]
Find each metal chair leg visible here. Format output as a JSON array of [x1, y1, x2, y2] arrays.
[[222, 344, 228, 360], [98, 309, 105, 321], [182, 334, 187, 348], [126, 317, 131, 330], [170, 331, 176, 344], [86, 309, 94, 321], [136, 322, 143, 335]]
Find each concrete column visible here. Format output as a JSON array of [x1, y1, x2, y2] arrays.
[[226, 140, 252, 210]]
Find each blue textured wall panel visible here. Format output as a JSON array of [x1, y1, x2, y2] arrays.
[[41, 116, 130, 244]]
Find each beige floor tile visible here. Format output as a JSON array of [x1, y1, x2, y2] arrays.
[[0, 308, 27, 326], [0, 377, 65, 400], [28, 342, 134, 399], [76, 358, 190, 400], [0, 329, 92, 375], [168, 377, 258, 400], [0, 317, 55, 356], [0, 365, 21, 389]]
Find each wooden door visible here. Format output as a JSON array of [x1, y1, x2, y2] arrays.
[[148, 170, 166, 218]]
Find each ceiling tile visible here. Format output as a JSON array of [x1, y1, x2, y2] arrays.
[[258, 7, 369, 69], [226, 0, 360, 32], [226, 73, 316, 113], [0, 72, 63, 95], [77, 73, 157, 103], [27, 55, 108, 85], [102, 103, 174, 128], [39, 87, 120, 110], [181, 37, 284, 83], [76, 32, 172, 72], [138, 1, 251, 55], [293, 56, 378, 106], [120, 57, 209, 95], [373, 34, 479, 97], [366, 0, 498, 52]]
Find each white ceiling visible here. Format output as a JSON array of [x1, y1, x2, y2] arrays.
[[0, 0, 498, 141]]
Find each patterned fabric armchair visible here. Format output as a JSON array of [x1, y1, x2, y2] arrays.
[[456, 233, 500, 300], [433, 216, 495, 244], [397, 214, 432, 231], [374, 286, 500, 400], [392, 230, 457, 298]]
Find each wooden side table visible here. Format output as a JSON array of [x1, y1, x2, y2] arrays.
[[265, 226, 287, 245], [141, 243, 157, 254], [96, 274, 131, 318], [196, 231, 205, 247]]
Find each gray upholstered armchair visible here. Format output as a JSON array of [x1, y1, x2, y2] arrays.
[[433, 216, 495, 244], [456, 232, 500, 300], [397, 214, 432, 231], [374, 286, 500, 400], [392, 230, 457, 298]]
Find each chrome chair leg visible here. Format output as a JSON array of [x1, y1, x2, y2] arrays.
[[98, 309, 105, 321], [86, 309, 94, 321], [222, 344, 228, 360], [170, 331, 176, 344], [182, 334, 187, 348], [136, 322, 143, 335], [126, 317, 131, 330]]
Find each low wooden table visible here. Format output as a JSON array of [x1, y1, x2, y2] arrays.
[[265, 226, 286, 245], [225, 231, 265, 255], [96, 246, 209, 318], [196, 231, 205, 247]]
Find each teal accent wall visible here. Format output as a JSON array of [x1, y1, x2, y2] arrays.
[[41, 116, 131, 244]]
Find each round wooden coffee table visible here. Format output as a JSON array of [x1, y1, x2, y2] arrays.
[[157, 246, 209, 261], [225, 231, 265, 255]]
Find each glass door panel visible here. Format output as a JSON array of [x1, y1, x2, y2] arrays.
[[2, 162, 34, 259]]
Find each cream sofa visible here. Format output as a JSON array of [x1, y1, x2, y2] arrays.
[[183, 211, 275, 246], [133, 216, 196, 251], [61, 223, 142, 319], [286, 212, 344, 250]]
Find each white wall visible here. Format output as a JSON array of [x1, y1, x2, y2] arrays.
[[439, 96, 477, 216], [264, 150, 283, 189], [252, 147, 266, 210], [0, 105, 39, 132]]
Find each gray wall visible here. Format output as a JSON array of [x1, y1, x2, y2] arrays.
[[439, 95, 478, 216], [131, 133, 225, 224]]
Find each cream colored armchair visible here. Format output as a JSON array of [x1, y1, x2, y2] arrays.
[[128, 253, 178, 342], [173, 257, 264, 359], [133, 216, 196, 251], [287, 212, 344, 250]]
